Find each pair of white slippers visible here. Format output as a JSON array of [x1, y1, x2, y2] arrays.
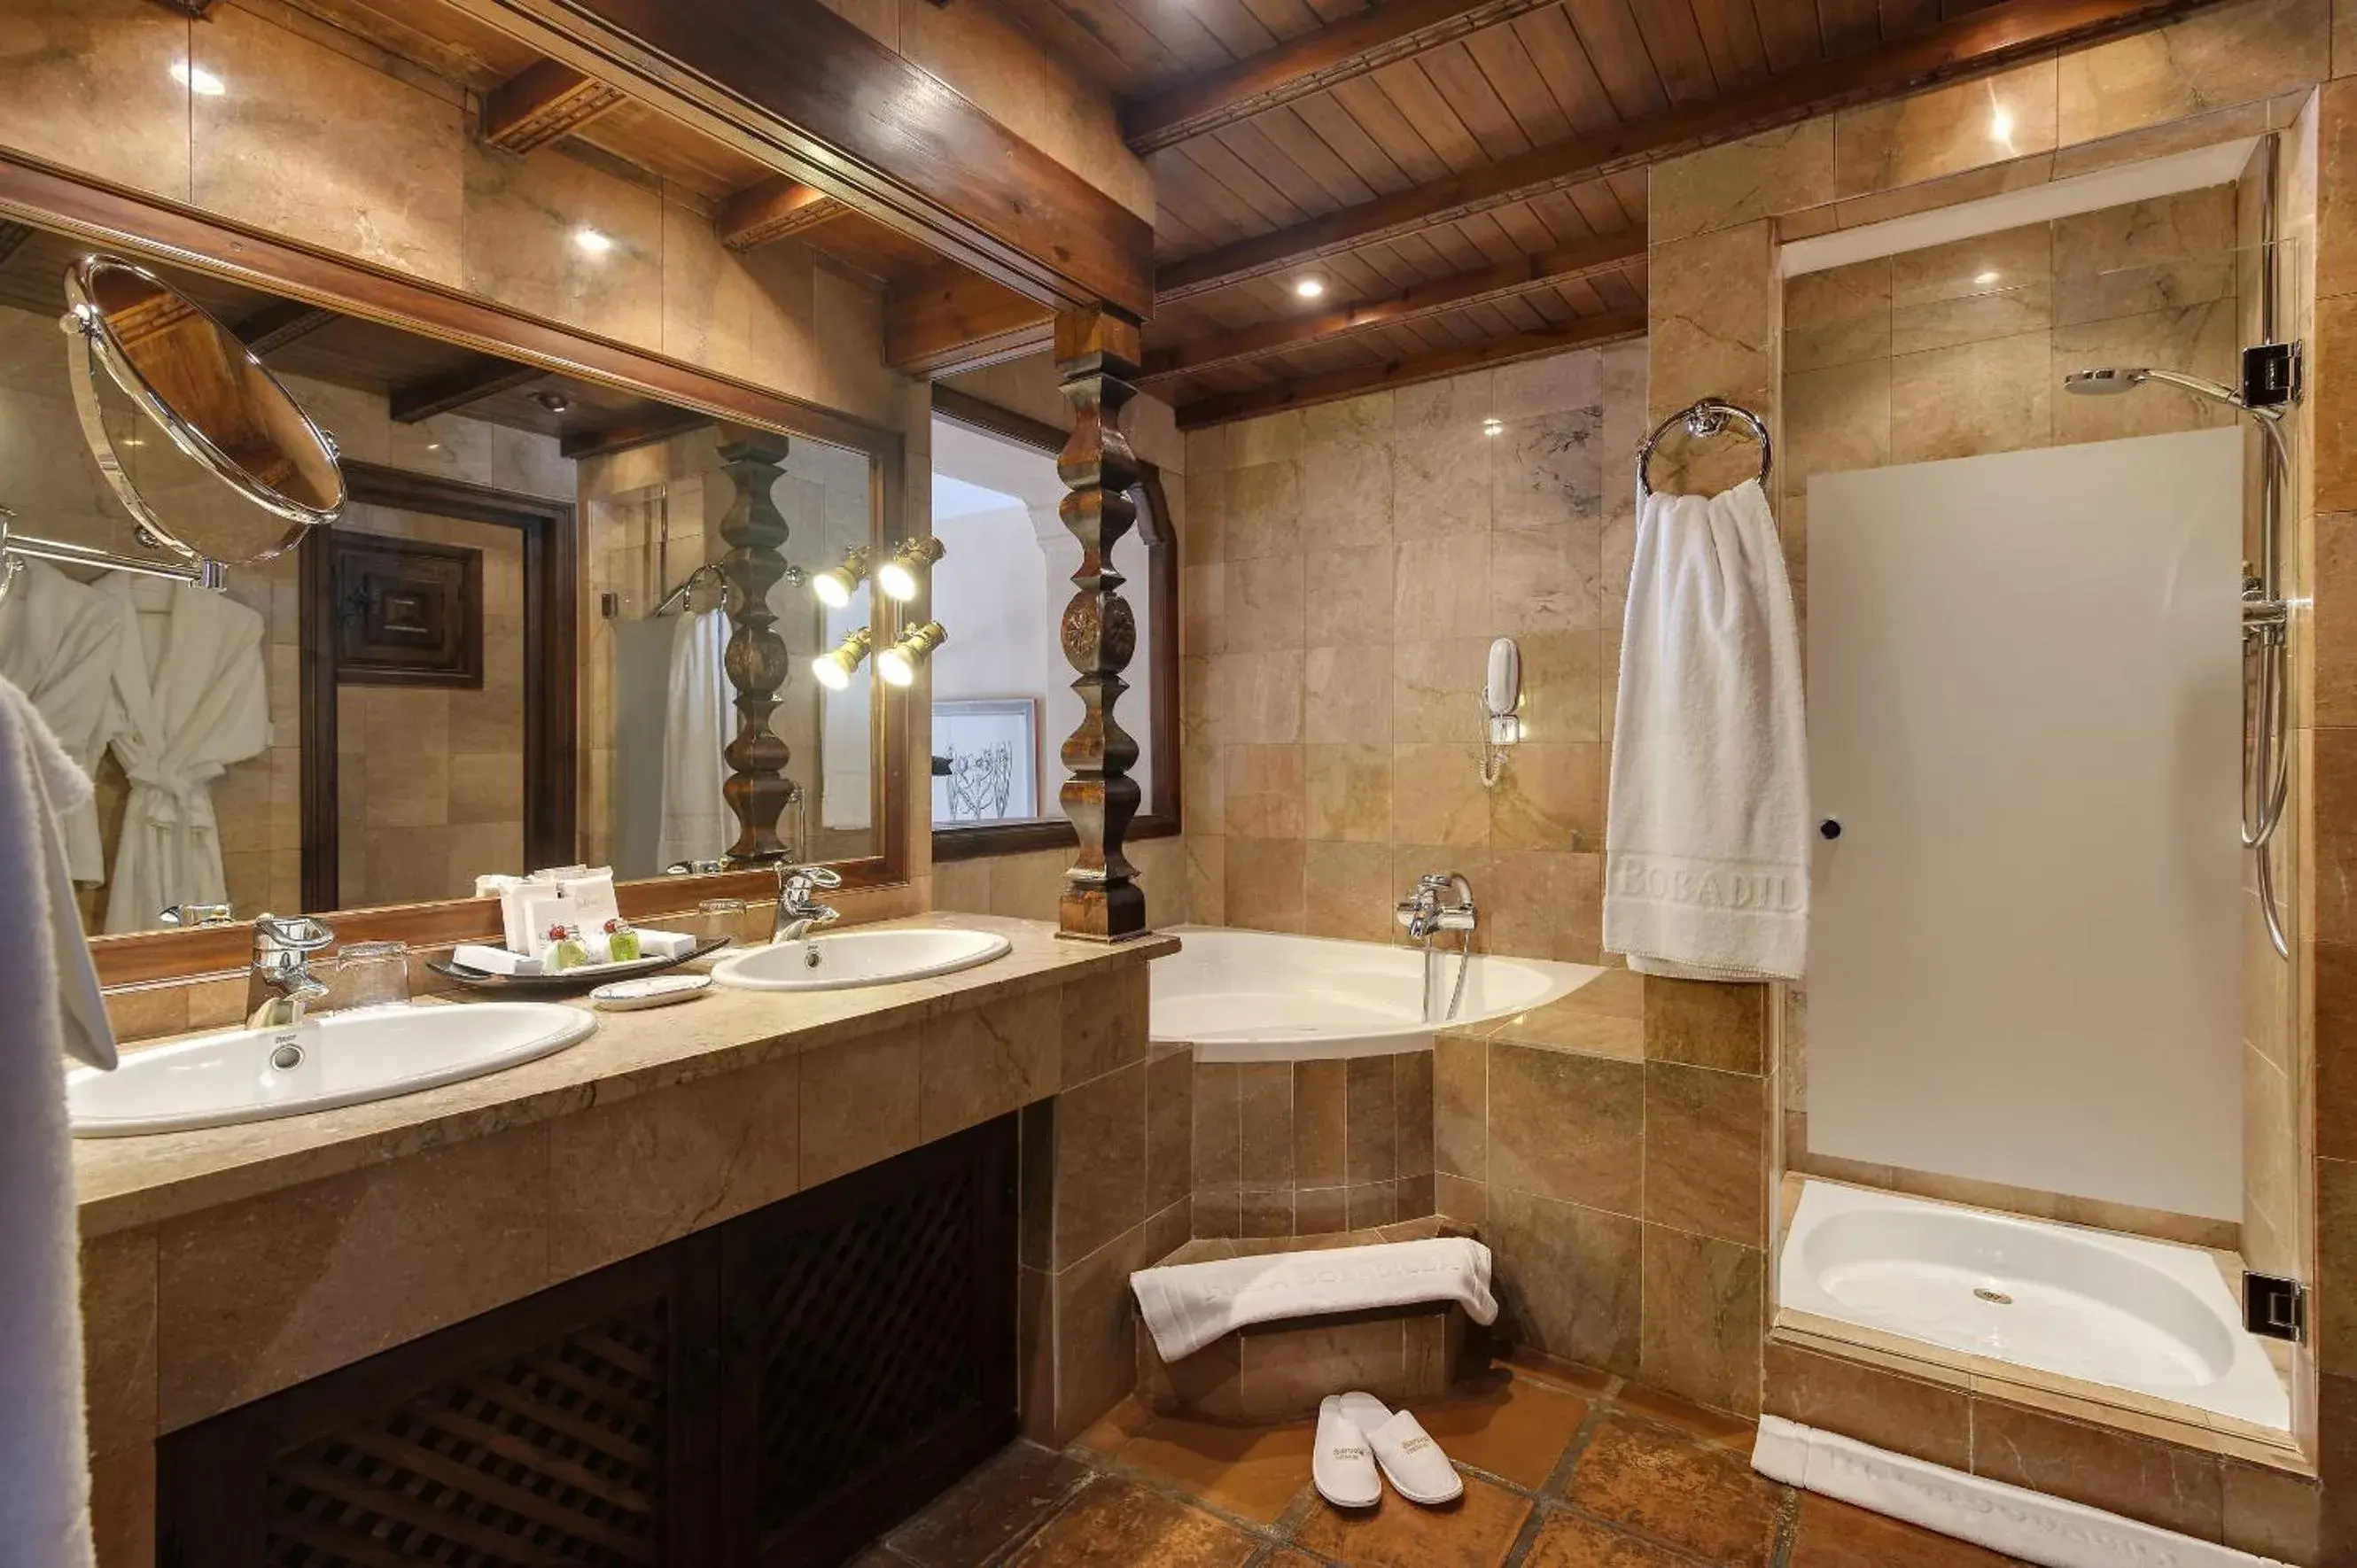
[[1313, 1392, 1463, 1509]]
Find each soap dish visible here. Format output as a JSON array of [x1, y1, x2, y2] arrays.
[[590, 974, 712, 1011]]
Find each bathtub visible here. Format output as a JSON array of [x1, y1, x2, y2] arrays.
[[1149, 924, 1603, 1063], [1779, 1180, 2289, 1430]]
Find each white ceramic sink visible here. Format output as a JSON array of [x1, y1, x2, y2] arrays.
[[712, 928, 1011, 991], [67, 1002, 598, 1137]]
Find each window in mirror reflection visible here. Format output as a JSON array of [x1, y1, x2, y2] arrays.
[[927, 415, 1157, 832]]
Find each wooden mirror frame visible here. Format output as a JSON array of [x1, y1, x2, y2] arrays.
[[926, 384, 1178, 863], [0, 148, 913, 988]]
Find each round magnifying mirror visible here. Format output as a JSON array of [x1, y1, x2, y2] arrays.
[[61, 255, 344, 566]]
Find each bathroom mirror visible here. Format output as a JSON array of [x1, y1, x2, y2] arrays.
[[62, 254, 345, 565], [0, 216, 900, 944]]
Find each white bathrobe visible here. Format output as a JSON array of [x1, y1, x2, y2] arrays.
[[657, 607, 735, 869], [100, 575, 269, 933], [0, 561, 129, 883], [0, 678, 115, 1568]]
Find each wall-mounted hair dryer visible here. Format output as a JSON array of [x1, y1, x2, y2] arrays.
[[1481, 636, 1521, 788]]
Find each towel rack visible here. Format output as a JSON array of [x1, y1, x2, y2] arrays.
[[1635, 398, 1772, 500]]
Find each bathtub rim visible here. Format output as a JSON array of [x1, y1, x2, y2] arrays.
[[1146, 921, 1605, 1063], [1771, 1176, 2303, 1468]]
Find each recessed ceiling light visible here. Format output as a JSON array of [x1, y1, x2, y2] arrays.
[[1481, 416, 1504, 437], [1293, 276, 1326, 299], [533, 391, 572, 415], [171, 59, 226, 97], [573, 228, 614, 256], [1974, 269, 2001, 287]]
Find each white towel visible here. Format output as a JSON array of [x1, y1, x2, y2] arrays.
[[1605, 477, 1809, 982], [0, 677, 115, 1568], [1129, 1237, 1498, 1364]]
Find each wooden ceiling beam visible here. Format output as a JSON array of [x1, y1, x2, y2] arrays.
[[1173, 308, 1646, 429], [718, 177, 844, 252], [481, 59, 628, 155], [886, 264, 1055, 377], [1141, 227, 1644, 382], [560, 406, 712, 460], [1155, 0, 2226, 300], [390, 359, 546, 424], [234, 298, 338, 357], [1124, 0, 1560, 153]]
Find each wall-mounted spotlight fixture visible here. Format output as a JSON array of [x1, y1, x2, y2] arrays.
[[876, 620, 946, 687], [809, 545, 870, 609], [875, 536, 947, 602], [811, 626, 873, 691]]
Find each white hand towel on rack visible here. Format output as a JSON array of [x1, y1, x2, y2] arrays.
[[0, 678, 116, 1568], [1605, 477, 1808, 982]]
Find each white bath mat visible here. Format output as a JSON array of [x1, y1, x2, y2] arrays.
[[1754, 1416, 2289, 1568]]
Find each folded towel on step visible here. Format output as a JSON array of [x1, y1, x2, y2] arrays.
[[1604, 477, 1809, 982], [1130, 1237, 1498, 1364]]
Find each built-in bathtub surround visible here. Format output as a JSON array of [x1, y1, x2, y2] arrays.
[[73, 915, 1169, 1559], [1177, 341, 1648, 962]]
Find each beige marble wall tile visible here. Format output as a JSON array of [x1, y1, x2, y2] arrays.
[[1392, 638, 1490, 743], [1764, 1339, 1972, 1470], [1390, 743, 1489, 847], [1225, 834, 1306, 929], [1305, 546, 1395, 646], [0, 0, 191, 200], [1225, 462, 1302, 562], [1046, 1060, 1147, 1268], [1488, 1043, 1643, 1214], [1219, 649, 1306, 744], [1835, 60, 2058, 199], [1147, 1046, 1194, 1215], [1432, 1033, 1487, 1182], [1488, 742, 1603, 852], [1225, 552, 1307, 651], [1785, 260, 1893, 373], [191, 5, 463, 286], [1638, 1226, 1763, 1417], [1830, 152, 2059, 233], [90, 1444, 154, 1568], [1305, 647, 1392, 744], [1490, 519, 1603, 633], [1890, 284, 2057, 356], [1653, 120, 1837, 245], [81, 1227, 156, 1461], [2051, 303, 2243, 444], [1483, 849, 1605, 964], [1889, 221, 2055, 309], [1648, 223, 1775, 492], [1225, 742, 1305, 839], [157, 1124, 551, 1429], [1394, 532, 1492, 639], [1395, 422, 1495, 538], [1303, 435, 1395, 553], [1783, 361, 1891, 489], [1186, 833, 1226, 923], [2056, 0, 2323, 148], [1303, 841, 1394, 943], [463, 144, 664, 349], [1345, 1053, 1399, 1184], [799, 1022, 922, 1188], [1517, 630, 1605, 744], [1645, 977, 1765, 1074], [1644, 1063, 1768, 1247], [1888, 330, 2053, 464], [548, 1054, 799, 1277], [1294, 1058, 1348, 1188], [1968, 1400, 2225, 1540], [1487, 1185, 1642, 1374], [922, 993, 1060, 1140], [1060, 966, 1147, 1089], [661, 198, 820, 394], [1236, 1060, 1293, 1188], [1049, 1221, 1157, 1441]]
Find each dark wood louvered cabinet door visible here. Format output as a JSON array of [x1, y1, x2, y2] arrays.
[[718, 1116, 1020, 1568], [155, 1115, 1019, 1568], [158, 1236, 723, 1568]]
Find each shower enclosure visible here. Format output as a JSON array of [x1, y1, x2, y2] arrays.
[[1774, 127, 2316, 1494]]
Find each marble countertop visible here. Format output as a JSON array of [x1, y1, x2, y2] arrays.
[[74, 912, 1180, 1238]]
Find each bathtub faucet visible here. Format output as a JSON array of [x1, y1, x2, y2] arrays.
[[1397, 873, 1476, 1021]]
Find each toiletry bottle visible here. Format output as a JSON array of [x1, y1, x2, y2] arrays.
[[547, 923, 589, 973], [605, 917, 641, 964]]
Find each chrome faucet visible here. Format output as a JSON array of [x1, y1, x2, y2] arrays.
[[1396, 873, 1477, 1021], [247, 913, 335, 1030], [773, 864, 844, 943]]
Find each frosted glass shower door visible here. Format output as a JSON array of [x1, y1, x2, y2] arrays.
[[1806, 427, 2243, 1222]]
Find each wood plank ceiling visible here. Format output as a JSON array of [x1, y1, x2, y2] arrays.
[[248, 0, 2218, 426]]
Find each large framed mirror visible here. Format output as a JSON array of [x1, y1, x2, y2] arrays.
[[0, 184, 909, 982]]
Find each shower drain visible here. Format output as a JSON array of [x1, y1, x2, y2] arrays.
[[1973, 1286, 2014, 1306]]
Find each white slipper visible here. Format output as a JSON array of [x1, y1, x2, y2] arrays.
[[1314, 1395, 1381, 1509], [1334, 1391, 1463, 1505]]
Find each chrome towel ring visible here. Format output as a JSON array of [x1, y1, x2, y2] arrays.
[[1636, 398, 1772, 500]]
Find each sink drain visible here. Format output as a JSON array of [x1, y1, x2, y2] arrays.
[[1973, 1286, 2014, 1306]]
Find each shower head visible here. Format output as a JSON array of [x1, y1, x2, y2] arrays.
[[2063, 364, 2252, 412]]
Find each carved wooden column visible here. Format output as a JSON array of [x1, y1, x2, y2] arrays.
[[1053, 306, 1150, 941], [716, 426, 796, 860]]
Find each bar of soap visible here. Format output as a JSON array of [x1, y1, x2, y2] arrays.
[[633, 929, 700, 960], [453, 943, 543, 976]]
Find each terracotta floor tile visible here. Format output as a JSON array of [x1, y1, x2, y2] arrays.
[[889, 1441, 1094, 1568], [1608, 1382, 1754, 1448], [1564, 1416, 1782, 1567], [1289, 1475, 1534, 1568], [1412, 1372, 1591, 1489], [1005, 1475, 1260, 1567], [1112, 1412, 1317, 1525], [1788, 1492, 2033, 1568], [1519, 1508, 1707, 1566]]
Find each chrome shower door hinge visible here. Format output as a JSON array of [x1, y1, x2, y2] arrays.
[[2244, 1272, 2306, 1342]]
